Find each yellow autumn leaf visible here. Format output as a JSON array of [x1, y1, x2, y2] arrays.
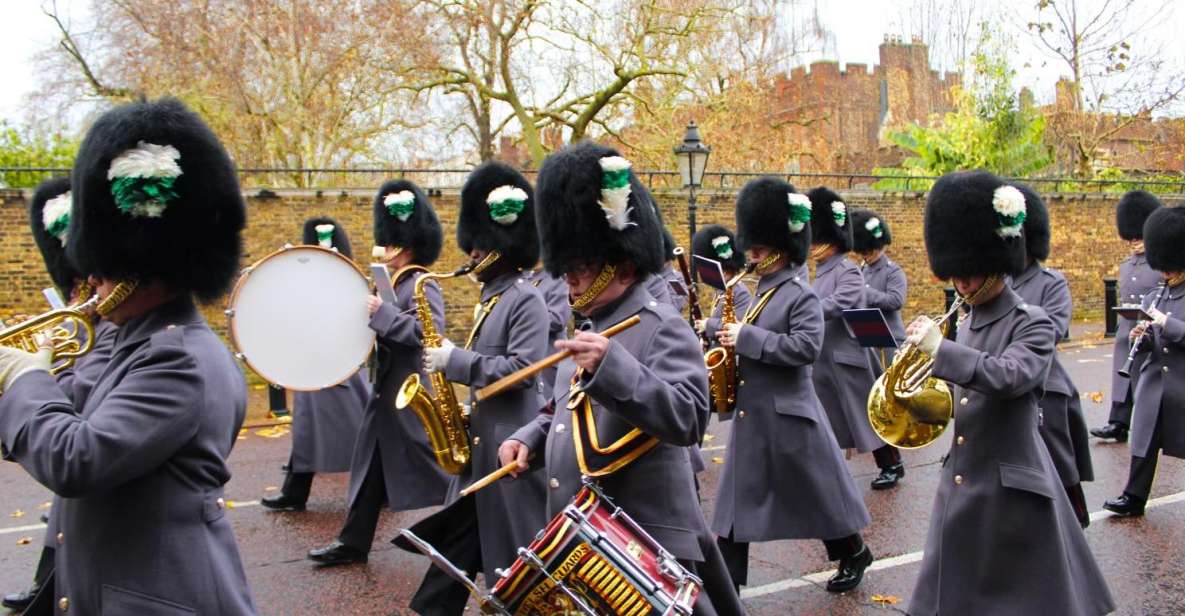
[[226, 501, 238, 509], [871, 594, 901, 605], [702, 434, 715, 443], [711, 456, 725, 464], [254, 425, 291, 439], [16, 537, 31, 546], [10, 510, 25, 518], [264, 486, 279, 492], [37, 502, 52, 510], [1083, 391, 1104, 404]]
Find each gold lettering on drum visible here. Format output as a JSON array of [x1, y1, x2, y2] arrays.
[[626, 540, 643, 560]]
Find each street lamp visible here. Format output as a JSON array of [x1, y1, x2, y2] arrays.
[[673, 121, 711, 282]]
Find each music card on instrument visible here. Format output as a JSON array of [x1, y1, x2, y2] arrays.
[[42, 287, 66, 310], [693, 255, 727, 291], [842, 308, 898, 348], [1114, 305, 1154, 321], [370, 264, 398, 305]]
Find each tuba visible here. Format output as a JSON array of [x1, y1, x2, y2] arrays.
[[395, 252, 499, 475], [703, 265, 754, 414], [868, 277, 997, 448]]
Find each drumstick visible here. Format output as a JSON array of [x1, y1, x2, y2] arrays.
[[474, 315, 641, 402], [459, 458, 533, 497]]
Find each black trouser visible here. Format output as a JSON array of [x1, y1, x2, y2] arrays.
[[408, 498, 482, 616], [1108, 384, 1134, 427], [281, 463, 314, 505], [872, 444, 901, 470], [1123, 406, 1166, 501], [32, 545, 54, 586], [338, 450, 387, 552], [716, 530, 865, 588]]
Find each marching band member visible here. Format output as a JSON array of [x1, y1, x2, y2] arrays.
[[262, 217, 368, 512], [1104, 205, 1185, 518], [307, 181, 451, 564], [498, 142, 745, 615], [403, 161, 549, 615], [1007, 183, 1093, 527], [712, 178, 873, 594], [906, 170, 1112, 615], [1092, 191, 1163, 442], [524, 268, 570, 401], [645, 226, 689, 312], [0, 98, 258, 614], [694, 224, 753, 344], [2, 178, 120, 612], [807, 187, 902, 488]]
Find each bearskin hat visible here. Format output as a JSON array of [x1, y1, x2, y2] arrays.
[[301, 216, 353, 259], [458, 161, 539, 270], [1116, 190, 1162, 241], [67, 97, 245, 302], [1144, 206, 1185, 273], [373, 179, 442, 266], [1011, 182, 1050, 262], [923, 170, 1027, 279], [29, 177, 79, 295], [734, 176, 811, 266], [850, 207, 892, 253], [535, 141, 664, 277], [807, 186, 853, 252], [692, 224, 745, 272]]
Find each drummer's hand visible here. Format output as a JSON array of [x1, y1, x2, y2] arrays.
[[366, 294, 383, 316], [498, 439, 531, 478], [716, 323, 742, 348], [423, 339, 455, 373], [555, 332, 610, 374]]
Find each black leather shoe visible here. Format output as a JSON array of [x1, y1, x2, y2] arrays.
[[308, 541, 367, 566], [261, 494, 306, 512], [826, 546, 873, 593], [1103, 494, 1145, 517], [2, 583, 40, 610], [1090, 422, 1128, 442], [870, 463, 905, 490]]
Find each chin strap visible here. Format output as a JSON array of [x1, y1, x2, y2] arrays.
[[570, 264, 617, 312], [754, 250, 783, 274], [95, 280, 138, 316], [960, 274, 1001, 307]]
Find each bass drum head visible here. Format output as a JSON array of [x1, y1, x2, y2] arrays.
[[229, 246, 375, 391]]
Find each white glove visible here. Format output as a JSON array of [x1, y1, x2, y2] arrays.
[[694, 319, 707, 334], [423, 339, 455, 373], [716, 322, 743, 348], [1148, 307, 1169, 327], [907, 316, 942, 357], [0, 345, 53, 395]]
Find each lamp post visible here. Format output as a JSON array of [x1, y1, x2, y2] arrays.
[[673, 121, 711, 283]]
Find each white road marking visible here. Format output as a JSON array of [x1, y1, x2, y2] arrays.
[[740, 489, 1185, 599]]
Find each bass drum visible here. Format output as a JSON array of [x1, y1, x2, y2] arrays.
[[227, 245, 375, 391]]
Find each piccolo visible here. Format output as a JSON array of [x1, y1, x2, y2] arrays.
[[474, 315, 642, 402]]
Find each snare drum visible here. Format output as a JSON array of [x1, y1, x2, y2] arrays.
[[490, 482, 701, 616], [227, 245, 375, 390]]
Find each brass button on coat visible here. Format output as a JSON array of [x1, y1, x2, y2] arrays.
[[738, 410, 746, 418], [472, 436, 481, 446], [549, 478, 559, 489], [59, 597, 68, 611], [954, 475, 964, 485], [216, 497, 226, 509], [960, 397, 969, 406], [956, 436, 965, 445], [56, 532, 64, 545], [555, 424, 566, 434]]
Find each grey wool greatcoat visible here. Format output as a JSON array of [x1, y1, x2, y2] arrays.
[[711, 265, 871, 541], [443, 271, 549, 580], [290, 372, 368, 473], [908, 287, 1114, 616], [810, 252, 882, 453], [1011, 262, 1093, 485], [1110, 252, 1162, 407], [350, 270, 450, 512], [0, 296, 259, 615], [44, 319, 120, 548], [1131, 283, 1185, 459], [646, 263, 689, 314], [860, 255, 908, 376], [526, 269, 571, 401]]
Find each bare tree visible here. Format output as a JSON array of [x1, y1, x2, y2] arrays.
[[1025, 0, 1185, 175]]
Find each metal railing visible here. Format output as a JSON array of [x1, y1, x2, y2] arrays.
[[2, 166, 1183, 193]]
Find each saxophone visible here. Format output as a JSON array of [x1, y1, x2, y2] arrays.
[[703, 265, 754, 414], [394, 252, 499, 475]]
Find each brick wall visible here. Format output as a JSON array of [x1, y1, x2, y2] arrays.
[[3, 187, 1181, 377]]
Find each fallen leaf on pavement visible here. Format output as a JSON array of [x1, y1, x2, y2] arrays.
[[254, 426, 290, 438], [711, 456, 725, 464], [265, 486, 279, 492], [16, 537, 31, 546], [703, 434, 715, 443], [10, 510, 25, 518], [37, 502, 51, 510], [871, 594, 901, 605], [1083, 391, 1104, 404]]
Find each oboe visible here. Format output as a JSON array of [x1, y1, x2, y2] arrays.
[[1119, 283, 1167, 379]]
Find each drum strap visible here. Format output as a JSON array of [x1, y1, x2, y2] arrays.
[[567, 369, 660, 477], [465, 295, 502, 350]]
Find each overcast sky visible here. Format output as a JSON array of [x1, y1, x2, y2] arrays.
[[2, 0, 1182, 130]]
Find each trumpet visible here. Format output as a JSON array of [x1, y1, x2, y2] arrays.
[[1, 294, 101, 375]]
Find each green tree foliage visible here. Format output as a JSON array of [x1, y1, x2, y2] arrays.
[[0, 121, 77, 188], [873, 24, 1051, 189]]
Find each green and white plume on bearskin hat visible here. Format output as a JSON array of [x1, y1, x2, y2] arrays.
[[923, 170, 1028, 279], [692, 224, 747, 273], [29, 177, 82, 295], [67, 97, 246, 303], [806, 186, 853, 252], [384, 190, 416, 222], [373, 180, 442, 266], [734, 176, 812, 266], [302, 216, 354, 259], [850, 207, 893, 253], [458, 161, 539, 271]]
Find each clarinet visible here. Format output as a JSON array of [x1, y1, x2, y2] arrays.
[[1119, 282, 1167, 379]]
